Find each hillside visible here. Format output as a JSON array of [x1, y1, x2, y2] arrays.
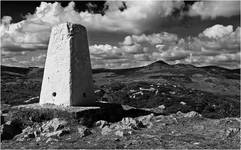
[[1, 61, 240, 149]]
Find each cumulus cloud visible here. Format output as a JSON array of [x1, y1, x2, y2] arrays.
[[89, 24, 240, 69], [195, 25, 240, 52], [2, 23, 240, 69], [1, 1, 239, 53], [0, 1, 185, 53], [1, 1, 240, 69], [188, 1, 240, 19], [202, 25, 234, 39]]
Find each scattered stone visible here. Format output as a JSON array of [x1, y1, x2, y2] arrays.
[[24, 96, 39, 103], [150, 105, 165, 114], [101, 126, 113, 135], [41, 118, 68, 132], [78, 126, 91, 137], [44, 127, 70, 137], [94, 89, 105, 98], [36, 137, 41, 142], [46, 137, 58, 143], [193, 142, 200, 145], [95, 120, 109, 128], [119, 117, 142, 130], [155, 115, 178, 125], [169, 91, 176, 95], [158, 105, 166, 109], [184, 111, 201, 118], [22, 126, 35, 138], [139, 87, 156, 92], [115, 129, 133, 137], [225, 127, 240, 138], [15, 125, 39, 141], [136, 113, 154, 128]]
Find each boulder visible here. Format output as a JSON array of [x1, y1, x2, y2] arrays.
[[44, 127, 70, 137], [78, 126, 91, 137], [21, 126, 35, 138], [225, 127, 240, 138], [95, 120, 109, 128], [184, 111, 201, 118], [46, 137, 58, 143], [136, 113, 154, 128], [14, 124, 42, 141], [41, 118, 68, 132], [101, 126, 113, 135], [118, 117, 142, 130], [115, 129, 133, 137]]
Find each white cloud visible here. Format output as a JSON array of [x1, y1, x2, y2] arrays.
[[188, 1, 240, 19], [88, 24, 240, 69], [196, 25, 240, 52], [122, 32, 178, 45], [0, 1, 185, 52], [202, 24, 233, 39], [1, 1, 240, 69]]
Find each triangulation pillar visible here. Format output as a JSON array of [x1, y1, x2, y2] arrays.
[[39, 22, 96, 106]]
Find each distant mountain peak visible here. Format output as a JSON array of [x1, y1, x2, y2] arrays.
[[149, 60, 169, 66]]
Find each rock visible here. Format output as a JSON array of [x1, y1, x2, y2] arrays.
[[119, 117, 142, 130], [158, 105, 166, 109], [115, 129, 133, 137], [115, 130, 124, 137], [136, 113, 154, 128], [101, 126, 113, 135], [94, 89, 105, 98], [46, 137, 58, 143], [176, 111, 185, 117], [44, 127, 70, 137], [41, 118, 68, 132], [151, 105, 165, 114], [225, 127, 240, 138], [1, 120, 22, 140], [184, 111, 201, 118], [22, 126, 35, 138], [169, 91, 176, 95], [180, 101, 186, 105], [36, 137, 41, 142], [95, 120, 109, 128], [78, 126, 91, 137], [155, 115, 178, 125], [24, 96, 39, 104]]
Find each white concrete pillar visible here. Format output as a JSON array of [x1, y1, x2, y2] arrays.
[[40, 22, 96, 106]]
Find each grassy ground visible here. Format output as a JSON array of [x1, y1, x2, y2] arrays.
[[1, 64, 240, 149]]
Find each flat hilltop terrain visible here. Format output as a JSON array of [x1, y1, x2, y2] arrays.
[[1, 61, 240, 149]]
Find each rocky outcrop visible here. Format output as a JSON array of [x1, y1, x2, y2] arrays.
[[78, 126, 92, 137], [41, 118, 68, 132]]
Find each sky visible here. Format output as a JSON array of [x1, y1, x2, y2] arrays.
[[1, 0, 240, 69]]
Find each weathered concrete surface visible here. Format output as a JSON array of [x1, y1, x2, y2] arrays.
[[11, 103, 102, 122], [40, 22, 95, 106], [9, 103, 152, 128], [14, 103, 100, 114]]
